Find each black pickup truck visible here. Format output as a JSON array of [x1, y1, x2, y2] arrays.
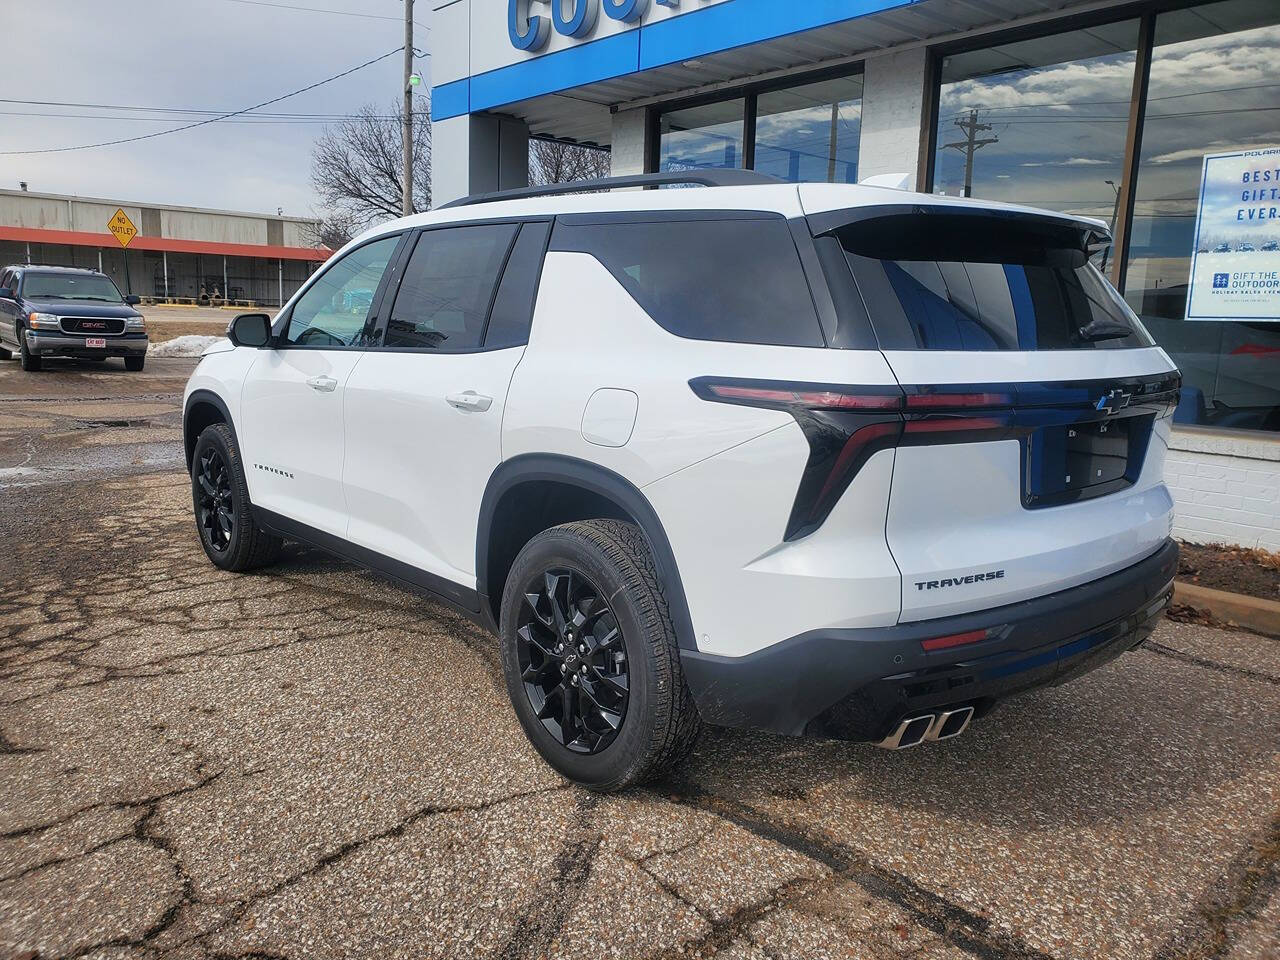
[[0, 265, 149, 372]]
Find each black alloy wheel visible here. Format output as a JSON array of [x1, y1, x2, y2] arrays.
[[196, 448, 234, 553], [516, 569, 630, 754]]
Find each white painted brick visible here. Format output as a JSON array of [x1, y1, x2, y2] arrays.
[[1241, 497, 1278, 514], [1231, 483, 1276, 500], [1188, 475, 1228, 494], [1161, 442, 1280, 547]]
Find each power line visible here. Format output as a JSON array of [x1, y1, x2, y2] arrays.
[[206, 0, 429, 28], [0, 101, 408, 118], [0, 110, 409, 124], [0, 47, 404, 156]]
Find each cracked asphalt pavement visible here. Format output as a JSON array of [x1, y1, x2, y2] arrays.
[[1, 355, 1278, 959]]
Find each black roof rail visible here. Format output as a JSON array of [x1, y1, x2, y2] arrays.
[[437, 170, 784, 209]]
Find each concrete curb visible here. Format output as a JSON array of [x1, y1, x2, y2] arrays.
[[1173, 581, 1280, 638]]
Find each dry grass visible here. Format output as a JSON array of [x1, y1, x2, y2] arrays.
[[1186, 541, 1280, 572], [145, 318, 229, 344]]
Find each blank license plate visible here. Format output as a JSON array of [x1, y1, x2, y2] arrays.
[[85, 338, 106, 348]]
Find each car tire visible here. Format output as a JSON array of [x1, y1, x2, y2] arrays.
[[124, 356, 145, 372], [499, 519, 702, 791], [191, 422, 284, 571], [0, 346, 11, 360], [18, 329, 40, 371]]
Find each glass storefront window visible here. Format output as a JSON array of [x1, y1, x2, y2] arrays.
[[754, 76, 863, 183], [1123, 0, 1280, 432], [932, 21, 1140, 265], [655, 73, 862, 183], [658, 99, 745, 171]]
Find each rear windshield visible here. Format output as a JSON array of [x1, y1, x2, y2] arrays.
[[21, 272, 124, 303], [551, 217, 824, 347], [830, 214, 1152, 351]]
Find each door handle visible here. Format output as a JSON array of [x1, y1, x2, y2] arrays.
[[446, 390, 493, 412], [306, 375, 338, 393]]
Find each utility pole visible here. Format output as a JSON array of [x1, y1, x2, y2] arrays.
[[942, 109, 998, 198], [402, 0, 414, 217], [826, 101, 839, 183]]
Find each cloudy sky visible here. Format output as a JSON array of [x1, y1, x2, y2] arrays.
[[0, 0, 428, 217]]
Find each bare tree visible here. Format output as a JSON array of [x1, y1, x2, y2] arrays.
[[302, 211, 359, 251], [311, 100, 430, 231], [529, 138, 611, 185]]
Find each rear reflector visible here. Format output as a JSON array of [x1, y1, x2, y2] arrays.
[[921, 629, 989, 652]]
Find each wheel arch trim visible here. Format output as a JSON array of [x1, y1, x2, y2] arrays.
[[183, 389, 238, 471], [477, 453, 698, 650]]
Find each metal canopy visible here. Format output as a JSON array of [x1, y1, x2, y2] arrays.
[[489, 0, 1104, 147]]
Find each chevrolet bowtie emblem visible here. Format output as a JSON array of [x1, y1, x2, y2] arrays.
[[1095, 389, 1132, 415]]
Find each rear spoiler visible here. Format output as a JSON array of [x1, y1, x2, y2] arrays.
[[805, 203, 1111, 257]]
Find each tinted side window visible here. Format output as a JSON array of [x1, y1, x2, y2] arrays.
[[485, 221, 550, 350], [552, 218, 824, 347], [284, 235, 400, 347], [385, 223, 518, 351]]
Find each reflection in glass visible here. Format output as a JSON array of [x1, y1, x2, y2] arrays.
[[754, 76, 863, 183], [932, 20, 1140, 256], [658, 100, 744, 171], [1124, 0, 1280, 432]]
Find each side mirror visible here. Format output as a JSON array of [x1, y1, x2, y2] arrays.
[[227, 312, 273, 348], [124, 294, 141, 305], [0, 287, 12, 299]]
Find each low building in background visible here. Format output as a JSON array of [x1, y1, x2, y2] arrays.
[[0, 189, 330, 307]]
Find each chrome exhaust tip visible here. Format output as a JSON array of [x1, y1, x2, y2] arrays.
[[875, 714, 934, 750], [926, 706, 975, 742]]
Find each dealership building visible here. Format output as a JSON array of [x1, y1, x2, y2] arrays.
[[0, 189, 329, 307], [430, 0, 1280, 549]]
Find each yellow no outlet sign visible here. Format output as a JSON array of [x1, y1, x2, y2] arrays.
[[108, 208, 138, 248]]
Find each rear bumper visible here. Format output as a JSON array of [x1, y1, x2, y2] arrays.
[[26, 330, 148, 357], [680, 538, 1178, 740]]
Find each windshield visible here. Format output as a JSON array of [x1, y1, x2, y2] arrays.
[[22, 272, 125, 303]]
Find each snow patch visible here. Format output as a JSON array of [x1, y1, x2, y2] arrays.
[[149, 335, 226, 358]]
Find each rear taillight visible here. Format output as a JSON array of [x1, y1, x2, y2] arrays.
[[701, 382, 902, 410], [691, 378, 906, 540], [689, 375, 1170, 540]]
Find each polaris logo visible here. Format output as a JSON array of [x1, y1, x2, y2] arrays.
[[915, 570, 1005, 591]]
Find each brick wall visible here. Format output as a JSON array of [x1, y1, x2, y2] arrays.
[[1165, 429, 1280, 551]]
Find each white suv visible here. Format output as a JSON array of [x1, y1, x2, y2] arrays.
[[184, 171, 1180, 790]]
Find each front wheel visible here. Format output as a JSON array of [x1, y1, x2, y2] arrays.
[[191, 423, 283, 571], [124, 355, 145, 372], [499, 519, 702, 791], [18, 329, 40, 371]]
